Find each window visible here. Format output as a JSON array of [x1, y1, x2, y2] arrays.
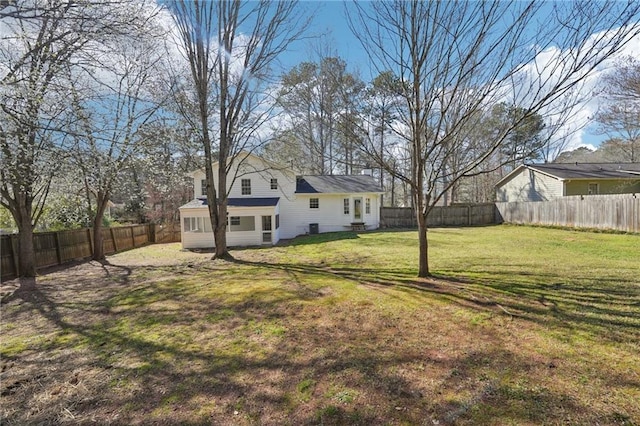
[[343, 198, 350, 215], [201, 179, 207, 196], [588, 183, 599, 195], [262, 215, 272, 231], [241, 179, 251, 195], [365, 198, 371, 214], [270, 178, 278, 190], [229, 216, 255, 231], [184, 217, 211, 233], [310, 198, 319, 209], [275, 214, 280, 229]]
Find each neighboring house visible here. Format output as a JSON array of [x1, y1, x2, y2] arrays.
[[496, 163, 640, 202], [179, 152, 383, 249]]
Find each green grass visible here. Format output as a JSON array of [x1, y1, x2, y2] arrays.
[[1, 225, 638, 425]]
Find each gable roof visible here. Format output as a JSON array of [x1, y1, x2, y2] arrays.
[[180, 197, 280, 209], [296, 175, 383, 194], [186, 151, 293, 178], [496, 162, 640, 187], [529, 163, 640, 179]]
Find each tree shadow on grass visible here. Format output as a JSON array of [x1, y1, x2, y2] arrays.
[[2, 253, 637, 425], [278, 231, 360, 247], [0, 274, 594, 425], [230, 257, 640, 346]]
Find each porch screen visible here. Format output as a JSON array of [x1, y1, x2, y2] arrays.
[[184, 217, 212, 232], [229, 216, 255, 231]]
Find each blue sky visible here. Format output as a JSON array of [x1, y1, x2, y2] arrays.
[[279, 1, 640, 155], [282, 1, 372, 78]]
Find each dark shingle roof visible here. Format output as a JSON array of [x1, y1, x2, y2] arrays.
[[529, 163, 640, 180], [295, 175, 383, 194], [180, 197, 280, 209]]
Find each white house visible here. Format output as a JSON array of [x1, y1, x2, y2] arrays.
[[179, 153, 384, 249]]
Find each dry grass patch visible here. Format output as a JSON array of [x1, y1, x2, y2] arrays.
[[1, 226, 638, 425]]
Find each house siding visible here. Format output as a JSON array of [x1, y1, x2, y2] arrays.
[[564, 179, 640, 196], [193, 156, 297, 201], [288, 194, 380, 235], [181, 205, 280, 249], [182, 153, 382, 248], [496, 167, 563, 202]]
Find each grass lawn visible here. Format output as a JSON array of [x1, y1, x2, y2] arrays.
[[1, 225, 638, 425]]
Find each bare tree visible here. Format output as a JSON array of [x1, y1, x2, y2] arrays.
[[167, 0, 308, 259], [595, 57, 640, 162], [0, 0, 149, 277], [276, 56, 364, 175], [363, 71, 403, 205], [67, 14, 166, 260], [349, 0, 640, 277]]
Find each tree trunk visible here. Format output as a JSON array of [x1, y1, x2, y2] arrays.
[[92, 195, 109, 261], [17, 212, 36, 278], [416, 207, 429, 278], [213, 162, 232, 260], [391, 173, 396, 207], [92, 216, 104, 261], [213, 199, 231, 259]]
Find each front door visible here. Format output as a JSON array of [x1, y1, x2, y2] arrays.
[[262, 215, 272, 244], [353, 198, 362, 221]]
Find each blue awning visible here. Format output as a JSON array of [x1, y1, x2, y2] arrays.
[[180, 197, 280, 209]]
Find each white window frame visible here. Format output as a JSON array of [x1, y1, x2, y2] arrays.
[[241, 179, 251, 195], [201, 179, 207, 196], [343, 198, 350, 215], [270, 178, 278, 190], [184, 217, 204, 233], [588, 182, 599, 195], [310, 198, 319, 209], [228, 216, 255, 231], [365, 198, 371, 214]]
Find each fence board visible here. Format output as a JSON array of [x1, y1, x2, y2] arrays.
[[0, 223, 171, 282], [103, 228, 116, 255], [58, 229, 92, 263], [151, 223, 182, 243], [382, 204, 496, 228], [33, 233, 59, 269], [496, 194, 640, 233], [1, 235, 17, 280]]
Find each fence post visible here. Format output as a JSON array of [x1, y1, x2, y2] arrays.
[[111, 227, 118, 252], [131, 225, 136, 248], [149, 224, 155, 243], [87, 228, 93, 256], [10, 234, 19, 277], [54, 232, 62, 265]]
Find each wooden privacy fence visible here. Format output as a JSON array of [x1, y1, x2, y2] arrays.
[[150, 223, 182, 244], [1, 223, 181, 282], [496, 194, 640, 233], [381, 203, 497, 228]]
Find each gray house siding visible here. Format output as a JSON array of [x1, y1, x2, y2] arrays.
[[496, 167, 563, 202]]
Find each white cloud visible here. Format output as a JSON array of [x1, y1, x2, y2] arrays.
[[520, 30, 640, 157]]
